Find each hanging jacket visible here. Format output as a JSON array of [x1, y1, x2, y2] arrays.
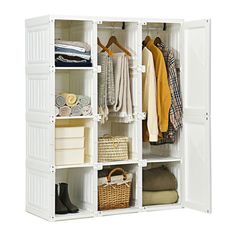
[[156, 41, 182, 131], [146, 40, 171, 133], [142, 47, 158, 142], [151, 40, 183, 145]]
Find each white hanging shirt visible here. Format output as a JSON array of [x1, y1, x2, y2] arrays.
[[142, 47, 158, 142]]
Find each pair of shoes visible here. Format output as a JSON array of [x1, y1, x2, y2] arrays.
[[55, 183, 79, 214]]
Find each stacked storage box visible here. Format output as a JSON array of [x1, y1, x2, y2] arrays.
[[55, 127, 85, 165]]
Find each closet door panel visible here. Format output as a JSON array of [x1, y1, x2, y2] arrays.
[[181, 20, 211, 213], [25, 16, 55, 220]]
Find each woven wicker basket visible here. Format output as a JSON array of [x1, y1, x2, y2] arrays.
[[98, 135, 129, 162], [98, 168, 132, 210]]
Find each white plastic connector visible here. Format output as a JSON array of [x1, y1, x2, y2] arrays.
[[139, 160, 147, 167], [93, 114, 101, 122], [94, 163, 103, 170], [49, 115, 55, 123], [94, 65, 101, 73], [135, 112, 146, 120]]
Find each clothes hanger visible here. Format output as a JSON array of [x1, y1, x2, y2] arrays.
[[97, 37, 113, 57], [103, 35, 132, 57], [154, 36, 162, 45], [142, 35, 151, 47]]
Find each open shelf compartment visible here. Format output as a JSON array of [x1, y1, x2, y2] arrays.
[[55, 69, 95, 117], [97, 163, 141, 215], [55, 118, 96, 167], [55, 167, 95, 220], [55, 19, 94, 68], [142, 162, 181, 210], [98, 121, 140, 163]]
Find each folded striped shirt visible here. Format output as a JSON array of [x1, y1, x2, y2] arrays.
[[55, 47, 91, 60], [56, 55, 87, 63]]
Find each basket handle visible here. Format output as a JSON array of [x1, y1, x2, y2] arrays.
[[107, 168, 127, 182], [103, 134, 120, 148]]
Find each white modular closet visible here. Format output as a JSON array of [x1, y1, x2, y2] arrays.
[[25, 15, 211, 221]]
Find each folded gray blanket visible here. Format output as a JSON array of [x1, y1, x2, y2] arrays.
[[55, 95, 66, 108], [77, 95, 91, 107], [71, 105, 82, 116], [143, 166, 177, 191], [81, 105, 92, 116]]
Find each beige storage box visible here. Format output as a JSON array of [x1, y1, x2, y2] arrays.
[[56, 127, 84, 138], [55, 138, 84, 149], [56, 149, 84, 165], [55, 126, 85, 166]]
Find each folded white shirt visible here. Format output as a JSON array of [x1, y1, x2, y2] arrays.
[[55, 43, 86, 53], [55, 39, 91, 52]]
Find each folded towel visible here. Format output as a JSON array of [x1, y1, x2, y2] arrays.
[[71, 105, 83, 116], [55, 106, 59, 116], [143, 190, 179, 206], [55, 39, 91, 52], [81, 105, 92, 116], [55, 95, 66, 108], [77, 95, 91, 107], [143, 166, 177, 191], [62, 93, 78, 107], [59, 106, 71, 117]]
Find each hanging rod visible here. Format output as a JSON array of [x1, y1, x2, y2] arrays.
[[98, 26, 125, 30], [142, 27, 164, 31], [98, 26, 164, 30]]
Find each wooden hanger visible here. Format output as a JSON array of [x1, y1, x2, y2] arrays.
[[154, 36, 162, 45], [97, 37, 113, 57], [142, 35, 151, 47], [102, 36, 131, 57]]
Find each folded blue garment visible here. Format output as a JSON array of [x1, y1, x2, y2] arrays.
[[55, 60, 92, 67]]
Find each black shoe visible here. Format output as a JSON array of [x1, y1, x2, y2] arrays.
[[59, 183, 79, 213], [55, 184, 68, 214]]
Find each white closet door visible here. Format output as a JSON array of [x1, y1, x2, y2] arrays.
[[26, 16, 55, 220], [181, 20, 211, 213]]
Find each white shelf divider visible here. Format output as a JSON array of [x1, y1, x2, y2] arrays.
[[98, 206, 140, 216], [55, 209, 93, 221], [55, 163, 94, 169], [55, 67, 94, 70], [99, 159, 139, 166], [143, 154, 181, 163], [56, 115, 94, 120]]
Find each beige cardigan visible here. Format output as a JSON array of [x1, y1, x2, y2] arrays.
[[142, 47, 158, 142]]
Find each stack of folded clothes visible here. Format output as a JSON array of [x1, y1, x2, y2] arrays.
[[55, 39, 92, 67], [142, 166, 179, 206]]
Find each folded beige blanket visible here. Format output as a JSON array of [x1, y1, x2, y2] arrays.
[[62, 93, 77, 107], [143, 190, 178, 206], [143, 166, 177, 191], [59, 106, 71, 117]]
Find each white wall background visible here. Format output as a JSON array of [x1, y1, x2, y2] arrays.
[[0, 0, 235, 235]]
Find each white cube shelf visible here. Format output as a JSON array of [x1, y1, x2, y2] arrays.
[[26, 15, 211, 221]]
